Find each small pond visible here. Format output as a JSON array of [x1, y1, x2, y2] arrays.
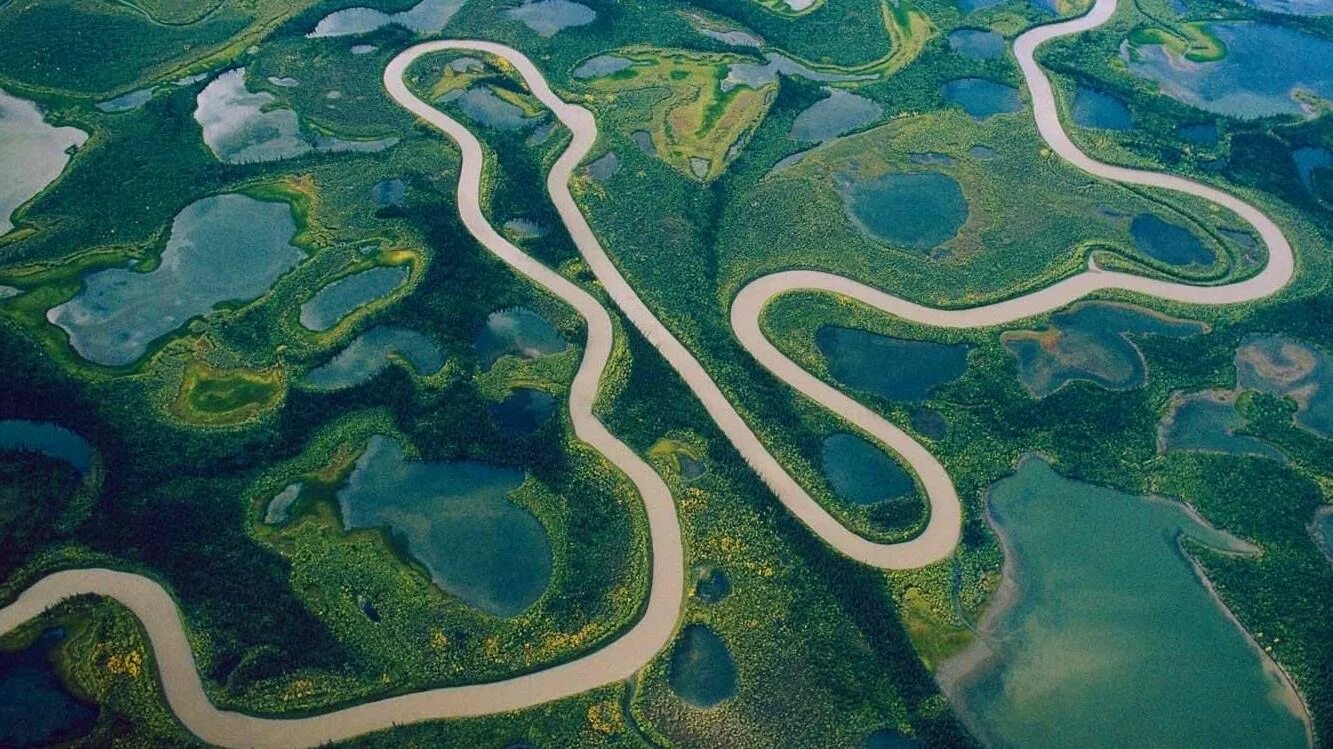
[[1235, 334, 1333, 437], [49, 193, 301, 367], [1124, 22, 1333, 119], [300, 265, 410, 332], [1293, 146, 1331, 198], [372, 178, 407, 208], [1179, 122, 1218, 146], [490, 388, 557, 434], [821, 433, 913, 505], [948, 29, 1005, 60], [862, 728, 923, 749], [941, 78, 1021, 119], [475, 307, 569, 369], [0, 420, 94, 474], [96, 88, 154, 113], [338, 435, 551, 617], [1158, 391, 1285, 461], [938, 457, 1309, 749], [668, 624, 738, 708], [1002, 301, 1205, 397], [839, 171, 968, 250], [789, 88, 882, 143], [196, 70, 396, 164], [0, 88, 88, 235], [264, 483, 303, 525], [305, 326, 444, 390], [1071, 86, 1132, 131], [504, 0, 596, 37], [0, 628, 97, 748], [723, 53, 873, 92], [1313, 507, 1333, 562], [1129, 213, 1214, 266], [308, 0, 465, 38], [439, 87, 545, 131], [694, 567, 731, 604], [573, 55, 633, 80], [817, 326, 970, 401]]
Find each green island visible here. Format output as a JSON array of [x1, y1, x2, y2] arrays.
[[0, 0, 1331, 746]]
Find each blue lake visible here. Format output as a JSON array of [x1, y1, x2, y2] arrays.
[[49, 194, 301, 367], [338, 435, 552, 617]]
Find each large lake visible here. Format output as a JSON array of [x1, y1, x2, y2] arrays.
[[940, 457, 1309, 748], [0, 89, 87, 235]]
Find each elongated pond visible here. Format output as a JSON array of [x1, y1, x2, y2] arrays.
[[300, 265, 410, 331], [304, 326, 444, 390], [337, 435, 552, 617], [939, 457, 1309, 748]]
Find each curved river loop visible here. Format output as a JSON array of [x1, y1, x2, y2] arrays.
[[0, 0, 1297, 744]]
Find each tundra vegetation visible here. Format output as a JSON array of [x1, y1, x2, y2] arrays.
[[0, 0, 1330, 746]]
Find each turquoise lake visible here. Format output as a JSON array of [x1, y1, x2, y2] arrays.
[[939, 457, 1309, 749], [821, 433, 913, 505]]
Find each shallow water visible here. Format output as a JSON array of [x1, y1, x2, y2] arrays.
[[264, 483, 303, 525], [0, 89, 87, 235], [949, 29, 1005, 60], [337, 435, 551, 617], [308, 0, 465, 38], [1124, 22, 1333, 119], [587, 152, 620, 182], [300, 265, 410, 331], [0, 628, 96, 748], [1129, 213, 1214, 265], [504, 0, 595, 37], [940, 457, 1308, 749], [475, 307, 569, 369], [817, 326, 969, 401], [789, 88, 882, 143], [195, 70, 397, 164], [1313, 507, 1333, 562], [694, 567, 730, 603], [96, 87, 154, 113], [1003, 302, 1205, 397], [941, 78, 1022, 119], [821, 433, 913, 505], [1158, 391, 1285, 461], [372, 178, 407, 208], [305, 326, 444, 390], [839, 171, 969, 250], [956, 0, 1006, 10], [439, 87, 544, 131], [723, 53, 872, 92], [668, 624, 737, 708], [49, 194, 301, 367], [1240, 0, 1333, 15], [0, 420, 94, 474], [1235, 334, 1333, 437], [1071, 86, 1132, 131], [572, 55, 633, 80], [489, 388, 556, 434]]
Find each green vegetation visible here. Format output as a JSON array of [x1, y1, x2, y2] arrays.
[[1, 0, 1331, 745]]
